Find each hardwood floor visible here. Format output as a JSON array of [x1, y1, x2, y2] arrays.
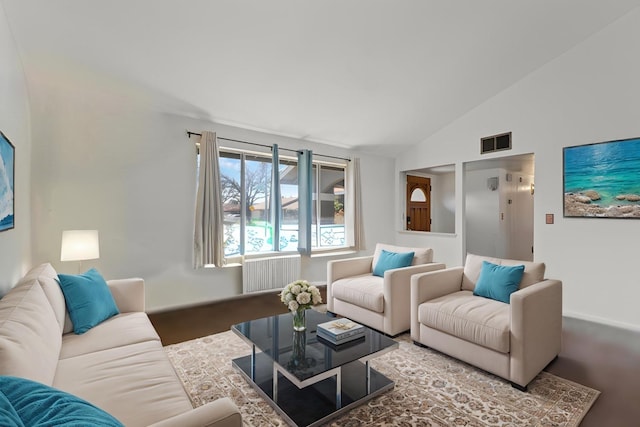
[[149, 290, 290, 345], [149, 292, 640, 426], [545, 317, 640, 427]]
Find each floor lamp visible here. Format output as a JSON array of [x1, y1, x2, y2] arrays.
[[60, 230, 100, 273]]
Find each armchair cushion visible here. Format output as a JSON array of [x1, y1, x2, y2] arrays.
[[462, 253, 545, 291], [418, 290, 510, 353], [372, 250, 415, 277], [331, 274, 384, 313], [373, 244, 433, 267], [473, 261, 524, 304]]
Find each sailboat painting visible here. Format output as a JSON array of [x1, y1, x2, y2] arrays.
[[0, 131, 15, 232]]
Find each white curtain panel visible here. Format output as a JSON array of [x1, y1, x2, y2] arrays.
[[346, 157, 365, 251], [193, 131, 225, 268]]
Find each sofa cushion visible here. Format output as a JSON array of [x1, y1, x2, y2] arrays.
[[418, 290, 510, 353], [54, 341, 193, 427], [57, 269, 120, 335], [18, 263, 67, 334], [372, 249, 415, 277], [0, 280, 61, 385], [331, 274, 384, 313], [20, 264, 74, 335], [473, 261, 524, 304], [60, 313, 161, 360], [462, 253, 545, 291], [0, 376, 123, 426], [373, 244, 433, 267]]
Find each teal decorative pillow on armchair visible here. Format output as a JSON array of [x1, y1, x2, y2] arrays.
[[57, 268, 119, 334], [0, 376, 123, 426], [372, 249, 415, 277], [473, 261, 525, 304]]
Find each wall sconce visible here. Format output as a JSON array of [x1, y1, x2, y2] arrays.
[[61, 230, 100, 273], [487, 177, 499, 191]]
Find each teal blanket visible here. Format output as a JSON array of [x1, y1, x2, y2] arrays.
[[0, 376, 123, 427]]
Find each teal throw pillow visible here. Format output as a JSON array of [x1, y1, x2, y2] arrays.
[[372, 249, 415, 277], [473, 261, 525, 304], [57, 268, 119, 334], [0, 376, 123, 426]]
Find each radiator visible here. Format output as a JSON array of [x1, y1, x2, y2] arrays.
[[242, 255, 301, 293]]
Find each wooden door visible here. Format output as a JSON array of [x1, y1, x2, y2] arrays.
[[406, 175, 431, 231]]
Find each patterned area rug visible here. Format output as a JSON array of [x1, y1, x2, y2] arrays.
[[165, 331, 599, 427]]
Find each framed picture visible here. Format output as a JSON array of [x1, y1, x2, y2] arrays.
[[564, 136, 640, 218], [0, 131, 15, 232]]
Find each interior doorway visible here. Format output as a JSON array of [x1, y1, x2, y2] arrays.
[[464, 154, 535, 261], [406, 175, 431, 231]]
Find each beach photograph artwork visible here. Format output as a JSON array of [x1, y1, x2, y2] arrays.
[[0, 131, 14, 232], [564, 137, 640, 218]]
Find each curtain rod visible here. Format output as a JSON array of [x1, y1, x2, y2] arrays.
[[187, 131, 350, 162]]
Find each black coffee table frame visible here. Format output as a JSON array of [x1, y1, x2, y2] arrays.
[[231, 310, 398, 427]]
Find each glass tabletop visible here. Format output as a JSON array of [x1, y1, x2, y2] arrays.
[[231, 310, 398, 382]]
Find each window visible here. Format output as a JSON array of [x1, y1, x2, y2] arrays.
[[216, 149, 348, 257], [314, 164, 345, 248]]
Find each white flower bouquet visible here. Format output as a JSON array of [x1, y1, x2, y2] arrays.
[[280, 280, 322, 312]]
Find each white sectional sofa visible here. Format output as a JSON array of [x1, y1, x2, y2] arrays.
[[0, 263, 241, 427]]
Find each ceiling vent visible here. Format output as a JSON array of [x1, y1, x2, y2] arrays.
[[481, 132, 512, 154]]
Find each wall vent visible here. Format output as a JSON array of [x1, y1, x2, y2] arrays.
[[481, 132, 512, 154]]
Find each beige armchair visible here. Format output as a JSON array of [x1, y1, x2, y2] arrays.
[[410, 253, 562, 390], [327, 243, 446, 336]]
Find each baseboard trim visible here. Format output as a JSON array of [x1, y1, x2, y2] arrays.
[[563, 311, 640, 333]]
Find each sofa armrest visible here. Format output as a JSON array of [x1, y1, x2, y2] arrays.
[[510, 279, 563, 387], [383, 263, 446, 335], [327, 256, 373, 312], [147, 397, 241, 427], [107, 278, 145, 313], [410, 266, 464, 341]]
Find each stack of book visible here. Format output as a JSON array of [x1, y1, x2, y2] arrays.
[[316, 318, 365, 345]]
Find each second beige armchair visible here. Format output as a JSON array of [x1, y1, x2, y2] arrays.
[[410, 253, 562, 390], [327, 243, 445, 336]]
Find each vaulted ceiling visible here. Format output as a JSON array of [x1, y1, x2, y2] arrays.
[[3, 1, 640, 155]]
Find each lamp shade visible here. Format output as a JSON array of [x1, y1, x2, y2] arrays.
[[60, 230, 100, 261]]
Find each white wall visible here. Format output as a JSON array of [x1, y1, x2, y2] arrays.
[[25, 64, 395, 311], [430, 172, 455, 234], [0, 5, 31, 294], [396, 8, 640, 330], [465, 168, 501, 257]]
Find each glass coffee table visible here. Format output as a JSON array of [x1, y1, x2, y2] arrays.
[[231, 310, 398, 427]]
